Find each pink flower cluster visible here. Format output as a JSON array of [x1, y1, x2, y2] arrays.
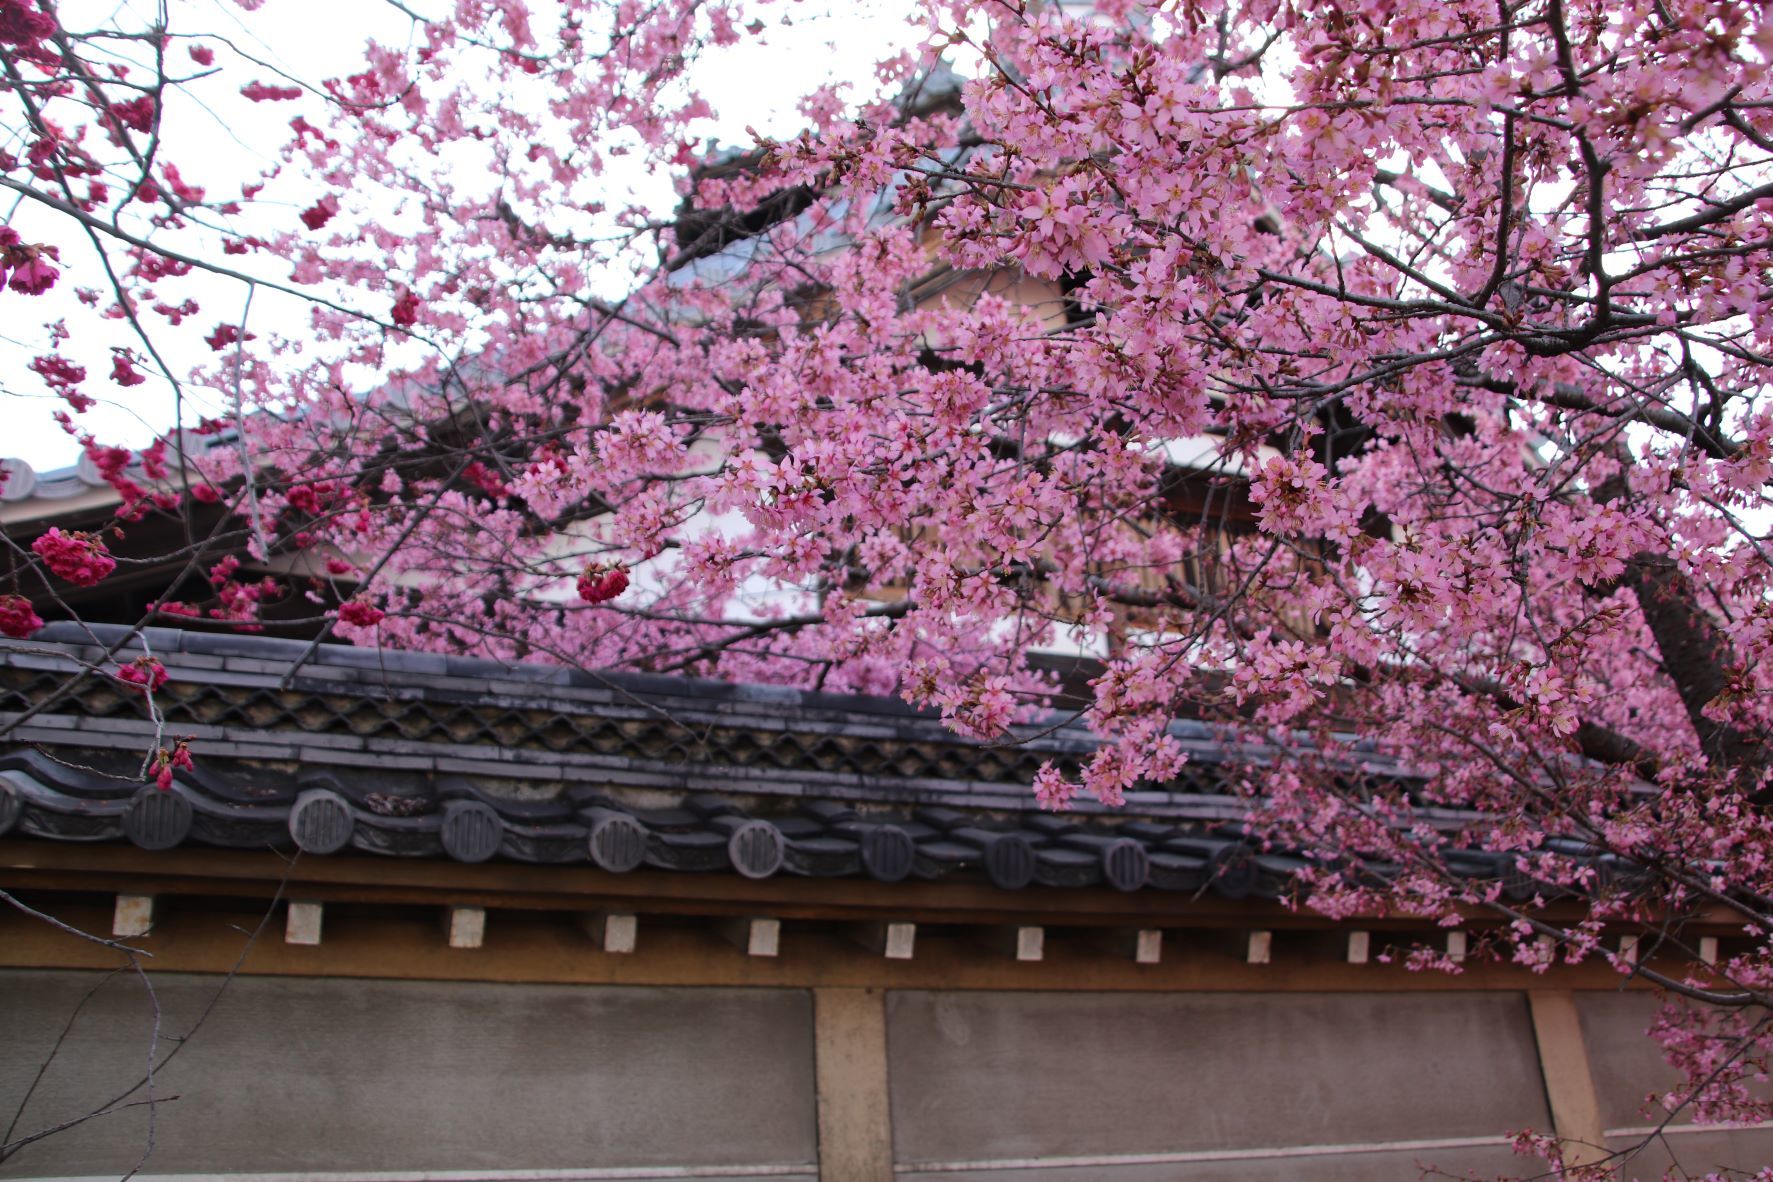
[[0, 0, 54, 48], [152, 740, 194, 791], [391, 288, 421, 327], [114, 656, 169, 694], [0, 594, 43, 639], [338, 599, 385, 627], [0, 228, 58, 296], [31, 528, 116, 586], [300, 194, 340, 231], [576, 564, 629, 604], [8, 0, 1773, 1143]]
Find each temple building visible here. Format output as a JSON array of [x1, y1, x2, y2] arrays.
[[2, 617, 1770, 1181]]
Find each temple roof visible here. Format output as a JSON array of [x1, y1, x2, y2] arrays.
[[0, 624, 1548, 900]]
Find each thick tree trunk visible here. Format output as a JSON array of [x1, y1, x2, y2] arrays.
[[1622, 553, 1766, 786]]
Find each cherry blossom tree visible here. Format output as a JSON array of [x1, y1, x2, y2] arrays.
[[5, 0, 1773, 1173]]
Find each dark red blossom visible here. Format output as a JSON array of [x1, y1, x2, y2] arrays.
[[133, 255, 191, 282], [160, 163, 203, 204], [153, 298, 200, 325], [284, 482, 334, 515], [151, 740, 194, 791], [241, 81, 303, 102], [7, 255, 57, 295], [112, 97, 156, 133], [115, 656, 169, 694], [86, 441, 128, 477], [110, 351, 147, 386], [391, 287, 420, 327], [300, 194, 340, 231], [338, 600, 384, 627], [576, 564, 630, 604], [204, 323, 257, 351], [0, 0, 55, 47], [31, 528, 116, 586], [3, 231, 59, 296], [138, 438, 170, 480], [28, 355, 87, 409], [0, 594, 43, 639], [462, 461, 508, 497]]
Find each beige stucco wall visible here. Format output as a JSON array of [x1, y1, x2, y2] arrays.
[[11, 972, 1771, 1182], [1577, 991, 1773, 1181], [0, 971, 818, 1180], [885, 990, 1550, 1179]]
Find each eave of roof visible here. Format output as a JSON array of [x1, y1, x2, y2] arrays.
[[0, 624, 1556, 902]]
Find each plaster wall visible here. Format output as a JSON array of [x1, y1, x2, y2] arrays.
[[885, 990, 1551, 1177], [1577, 991, 1773, 1181], [0, 971, 818, 1180]]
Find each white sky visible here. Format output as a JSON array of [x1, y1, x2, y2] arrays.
[[1, 0, 921, 471]]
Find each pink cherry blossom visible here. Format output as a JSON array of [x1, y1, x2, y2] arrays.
[[31, 528, 116, 587], [338, 599, 385, 627], [6, 255, 57, 295], [576, 564, 629, 604], [0, 594, 43, 639], [7, 0, 1773, 1153], [114, 656, 169, 694]]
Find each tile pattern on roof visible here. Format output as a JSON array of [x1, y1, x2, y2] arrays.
[[0, 747, 1565, 899], [0, 662, 1092, 787], [0, 625, 1364, 816], [0, 747, 1407, 896], [0, 625, 1571, 899]]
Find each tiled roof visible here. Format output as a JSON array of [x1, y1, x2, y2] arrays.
[[0, 624, 1553, 898]]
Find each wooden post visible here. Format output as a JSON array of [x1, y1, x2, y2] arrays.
[[1527, 991, 1607, 1168], [813, 988, 893, 1182], [112, 894, 155, 938]]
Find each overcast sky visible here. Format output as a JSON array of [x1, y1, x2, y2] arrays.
[[2, 0, 917, 472]]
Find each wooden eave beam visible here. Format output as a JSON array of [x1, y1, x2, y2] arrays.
[[5, 839, 1734, 932], [0, 898, 1678, 994]]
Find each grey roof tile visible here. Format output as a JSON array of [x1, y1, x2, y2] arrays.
[[0, 627, 1520, 897]]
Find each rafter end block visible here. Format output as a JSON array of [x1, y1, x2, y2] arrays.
[[719, 916, 779, 958], [285, 900, 323, 946], [854, 921, 916, 960], [112, 894, 155, 939], [990, 925, 1044, 962], [582, 911, 638, 955], [446, 905, 486, 949]]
